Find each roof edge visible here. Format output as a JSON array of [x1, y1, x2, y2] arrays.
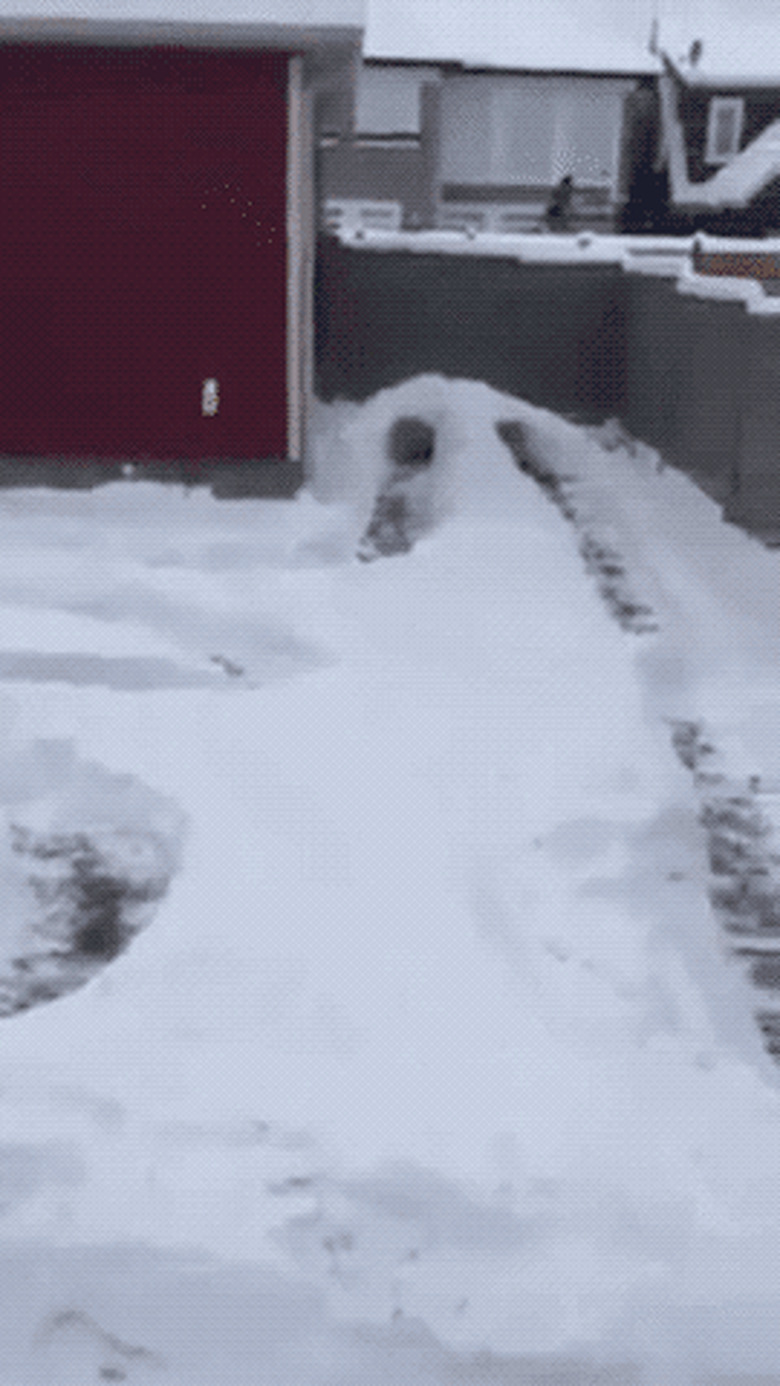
[[661, 50, 780, 92], [363, 52, 659, 78], [0, 15, 364, 51]]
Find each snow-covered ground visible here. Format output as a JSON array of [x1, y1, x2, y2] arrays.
[[1, 376, 780, 1384]]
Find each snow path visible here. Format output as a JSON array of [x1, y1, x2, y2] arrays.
[[504, 409, 780, 1005], [0, 377, 779, 1383]]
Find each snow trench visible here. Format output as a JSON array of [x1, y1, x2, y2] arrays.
[[357, 415, 438, 561]]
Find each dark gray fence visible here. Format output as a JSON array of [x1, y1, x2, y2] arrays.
[[315, 237, 628, 422], [621, 276, 748, 507], [315, 237, 780, 542], [729, 312, 780, 537]]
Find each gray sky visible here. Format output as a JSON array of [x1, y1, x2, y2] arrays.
[[364, 0, 780, 76]]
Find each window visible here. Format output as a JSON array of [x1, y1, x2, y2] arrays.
[[705, 96, 745, 164]]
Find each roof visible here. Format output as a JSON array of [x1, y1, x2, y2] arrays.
[[659, 75, 780, 209], [662, 50, 780, 94], [364, 0, 660, 75], [364, 0, 780, 81], [362, 55, 648, 81], [674, 71, 780, 91], [0, 0, 365, 34]]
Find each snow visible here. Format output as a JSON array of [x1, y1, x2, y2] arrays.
[[364, 0, 777, 83], [334, 225, 696, 263], [689, 119, 780, 206], [1, 375, 780, 1383], [364, 0, 658, 74]]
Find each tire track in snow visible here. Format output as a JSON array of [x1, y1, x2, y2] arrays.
[[496, 420, 658, 634], [668, 719, 780, 1061], [497, 417, 780, 1070]]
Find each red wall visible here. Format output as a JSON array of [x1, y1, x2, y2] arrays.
[[0, 45, 289, 463]]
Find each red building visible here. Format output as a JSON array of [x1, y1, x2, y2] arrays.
[[0, 2, 363, 490]]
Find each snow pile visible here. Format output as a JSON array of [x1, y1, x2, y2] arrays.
[[0, 378, 779, 1383]]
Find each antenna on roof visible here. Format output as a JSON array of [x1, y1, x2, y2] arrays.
[[648, 15, 660, 55]]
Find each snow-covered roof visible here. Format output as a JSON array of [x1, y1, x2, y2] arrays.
[[657, 67, 780, 213], [364, 0, 780, 82], [364, 0, 659, 74]]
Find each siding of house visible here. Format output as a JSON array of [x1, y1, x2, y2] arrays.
[[321, 60, 642, 235], [353, 62, 438, 133], [678, 83, 780, 184], [652, 67, 780, 234], [438, 72, 637, 231], [319, 61, 441, 230], [319, 144, 431, 227]]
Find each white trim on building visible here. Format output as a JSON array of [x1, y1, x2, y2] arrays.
[[704, 96, 745, 165]]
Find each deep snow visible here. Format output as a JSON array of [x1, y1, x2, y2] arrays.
[[0, 376, 779, 1384]]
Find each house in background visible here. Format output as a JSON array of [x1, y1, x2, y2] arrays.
[[653, 55, 780, 236], [435, 65, 650, 234], [0, 0, 364, 491], [321, 51, 660, 236], [320, 58, 442, 232]]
